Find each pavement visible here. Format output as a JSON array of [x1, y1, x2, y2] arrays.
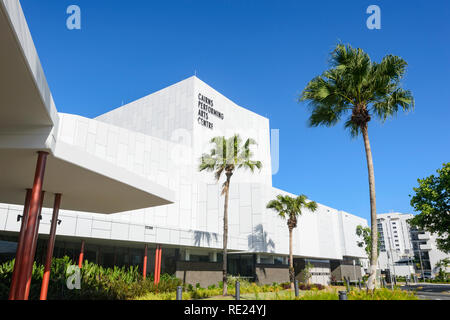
[[400, 283, 450, 300]]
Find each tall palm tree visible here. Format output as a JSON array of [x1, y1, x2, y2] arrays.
[[266, 194, 317, 290], [199, 134, 262, 295], [300, 43, 414, 290]]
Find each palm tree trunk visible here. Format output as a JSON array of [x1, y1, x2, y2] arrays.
[[289, 227, 295, 290], [222, 173, 232, 296], [361, 126, 378, 291]]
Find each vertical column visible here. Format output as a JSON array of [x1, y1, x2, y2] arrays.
[[78, 240, 85, 268], [24, 191, 45, 299], [143, 244, 148, 280], [15, 151, 48, 300], [9, 189, 32, 300], [40, 193, 62, 300], [154, 245, 159, 285], [157, 246, 162, 284]]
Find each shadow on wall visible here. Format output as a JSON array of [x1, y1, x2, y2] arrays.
[[248, 224, 275, 253], [193, 231, 218, 247]]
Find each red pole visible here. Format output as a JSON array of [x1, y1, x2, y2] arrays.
[[9, 189, 32, 300], [154, 245, 159, 285], [24, 191, 45, 299], [143, 244, 148, 280], [40, 193, 62, 300], [15, 151, 48, 300], [78, 240, 85, 268], [157, 245, 162, 284]]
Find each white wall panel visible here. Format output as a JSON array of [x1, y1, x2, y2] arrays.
[[0, 77, 368, 261]]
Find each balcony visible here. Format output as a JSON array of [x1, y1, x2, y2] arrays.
[[418, 233, 430, 240], [420, 244, 432, 250]]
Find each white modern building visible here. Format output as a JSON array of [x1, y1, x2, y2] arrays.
[[377, 212, 450, 279], [0, 0, 369, 288]]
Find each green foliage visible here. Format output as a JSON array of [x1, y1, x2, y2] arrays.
[[347, 288, 417, 300], [435, 258, 450, 282], [299, 262, 314, 284], [356, 225, 380, 260], [266, 194, 318, 228], [226, 275, 252, 288], [0, 257, 182, 300], [409, 163, 450, 253], [299, 290, 339, 300], [299, 43, 414, 138], [198, 134, 263, 186], [273, 288, 417, 300]]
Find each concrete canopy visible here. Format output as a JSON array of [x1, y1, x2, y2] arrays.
[[0, 0, 58, 128], [0, 0, 175, 213], [0, 148, 175, 214]]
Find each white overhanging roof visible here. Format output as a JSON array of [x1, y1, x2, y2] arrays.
[[0, 0, 175, 213]]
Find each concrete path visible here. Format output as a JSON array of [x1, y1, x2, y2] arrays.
[[400, 283, 450, 300]]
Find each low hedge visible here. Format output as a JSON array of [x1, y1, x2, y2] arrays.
[[0, 256, 181, 300]]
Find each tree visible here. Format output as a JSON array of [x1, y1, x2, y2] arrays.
[[409, 163, 450, 253], [435, 258, 449, 281], [299, 262, 314, 285], [266, 194, 318, 290], [356, 225, 380, 261], [299, 43, 414, 290], [199, 134, 262, 295]]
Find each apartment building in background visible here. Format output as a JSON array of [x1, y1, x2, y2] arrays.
[[377, 212, 449, 279]]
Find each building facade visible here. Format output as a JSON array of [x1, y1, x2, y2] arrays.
[[0, 0, 369, 288], [0, 76, 369, 286], [377, 212, 449, 279]]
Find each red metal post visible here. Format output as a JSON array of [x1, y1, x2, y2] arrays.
[[156, 245, 162, 284], [154, 245, 159, 285], [24, 191, 45, 299], [9, 189, 32, 300], [78, 240, 85, 268], [143, 244, 148, 280], [15, 151, 48, 300], [40, 193, 62, 300]]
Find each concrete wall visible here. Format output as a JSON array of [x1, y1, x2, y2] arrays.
[[175, 261, 222, 287], [330, 263, 362, 281], [255, 264, 289, 285], [0, 76, 369, 262]]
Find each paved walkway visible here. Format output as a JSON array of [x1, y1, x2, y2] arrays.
[[400, 283, 450, 300]]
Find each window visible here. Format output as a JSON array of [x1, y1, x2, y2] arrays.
[[274, 256, 285, 265], [260, 256, 273, 264], [189, 254, 209, 262]]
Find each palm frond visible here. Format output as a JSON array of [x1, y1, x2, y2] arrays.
[[300, 43, 414, 137]]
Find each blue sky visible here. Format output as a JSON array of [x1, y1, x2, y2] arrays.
[[20, 0, 450, 222]]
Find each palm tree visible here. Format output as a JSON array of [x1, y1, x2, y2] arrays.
[[266, 194, 317, 290], [199, 134, 262, 295], [299, 43, 414, 290]]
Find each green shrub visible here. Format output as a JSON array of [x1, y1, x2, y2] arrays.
[[348, 288, 418, 300], [0, 257, 182, 300]]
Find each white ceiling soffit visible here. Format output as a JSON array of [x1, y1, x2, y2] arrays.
[[0, 148, 175, 214], [0, 0, 58, 128]]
